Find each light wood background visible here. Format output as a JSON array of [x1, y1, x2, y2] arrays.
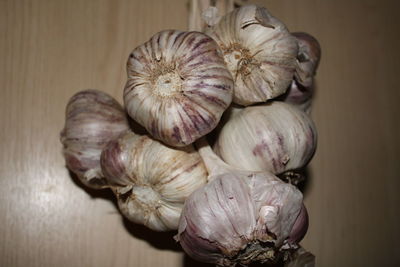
[[1, 0, 399, 266]]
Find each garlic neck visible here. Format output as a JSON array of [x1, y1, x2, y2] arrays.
[[221, 43, 257, 79], [196, 137, 233, 178]]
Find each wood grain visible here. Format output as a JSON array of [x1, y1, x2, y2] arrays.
[[1, 0, 399, 266]]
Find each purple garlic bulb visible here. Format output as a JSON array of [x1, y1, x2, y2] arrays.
[[124, 30, 233, 147], [60, 89, 130, 189], [177, 171, 305, 266], [175, 140, 307, 266]]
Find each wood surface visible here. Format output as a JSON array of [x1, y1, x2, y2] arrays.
[[1, 0, 399, 266]]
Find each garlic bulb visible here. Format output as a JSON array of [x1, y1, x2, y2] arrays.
[[176, 139, 306, 266], [124, 30, 233, 147], [214, 101, 317, 174], [60, 89, 130, 189], [204, 5, 298, 106], [293, 32, 321, 88], [100, 131, 207, 231], [282, 32, 321, 114]]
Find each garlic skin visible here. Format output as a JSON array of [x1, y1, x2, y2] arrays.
[[100, 131, 207, 231], [124, 30, 233, 147], [214, 102, 317, 174], [205, 5, 298, 106], [176, 140, 304, 266], [60, 89, 130, 189], [287, 204, 309, 245]]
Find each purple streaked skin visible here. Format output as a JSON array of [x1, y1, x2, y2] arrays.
[[176, 171, 304, 266], [60, 89, 130, 189], [124, 30, 233, 147], [100, 139, 127, 186]]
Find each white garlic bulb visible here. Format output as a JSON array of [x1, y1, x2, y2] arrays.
[[60, 89, 130, 189], [204, 5, 298, 106], [124, 30, 233, 147], [100, 131, 207, 231], [176, 139, 306, 266], [214, 102, 317, 175]]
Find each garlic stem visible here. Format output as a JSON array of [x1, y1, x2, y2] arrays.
[[196, 137, 233, 178]]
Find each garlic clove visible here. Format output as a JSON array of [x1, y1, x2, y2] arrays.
[[100, 131, 207, 231], [176, 139, 304, 265], [214, 101, 317, 175], [205, 5, 298, 106], [124, 30, 233, 147], [60, 89, 130, 189]]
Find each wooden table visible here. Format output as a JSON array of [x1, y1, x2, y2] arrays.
[[1, 1, 399, 266]]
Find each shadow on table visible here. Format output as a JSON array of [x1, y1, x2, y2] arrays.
[[69, 170, 181, 251], [122, 217, 182, 252], [69, 170, 117, 207], [183, 255, 287, 267]]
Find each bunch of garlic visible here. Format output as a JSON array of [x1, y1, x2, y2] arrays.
[[60, 89, 209, 232], [59, 3, 320, 266]]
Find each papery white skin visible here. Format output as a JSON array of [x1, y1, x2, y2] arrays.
[[176, 139, 304, 266], [60, 89, 130, 189], [214, 102, 317, 174], [124, 30, 233, 147], [100, 131, 207, 231], [205, 5, 298, 106]]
